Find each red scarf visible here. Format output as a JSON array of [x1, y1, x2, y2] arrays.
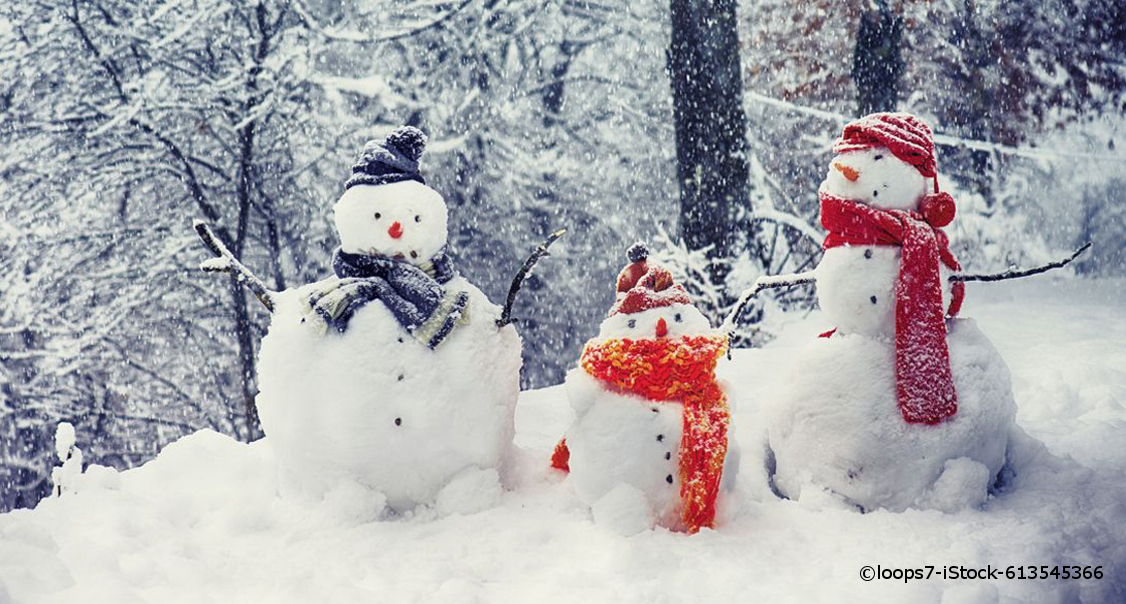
[[551, 335, 730, 533], [819, 189, 965, 424]]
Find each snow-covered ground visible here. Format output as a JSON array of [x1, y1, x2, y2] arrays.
[[1, 277, 1123, 604]]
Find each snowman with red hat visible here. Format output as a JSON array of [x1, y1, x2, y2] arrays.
[[551, 244, 737, 534], [764, 113, 1020, 513]]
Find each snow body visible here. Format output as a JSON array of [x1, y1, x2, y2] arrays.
[[256, 177, 521, 512], [257, 279, 521, 511], [767, 318, 1016, 512], [767, 145, 1016, 512], [564, 304, 736, 531]]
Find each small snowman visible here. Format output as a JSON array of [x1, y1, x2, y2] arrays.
[[551, 244, 735, 534], [764, 113, 1017, 513], [201, 127, 528, 514]]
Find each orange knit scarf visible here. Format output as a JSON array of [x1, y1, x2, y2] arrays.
[[553, 335, 730, 533]]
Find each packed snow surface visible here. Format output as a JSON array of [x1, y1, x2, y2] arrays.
[[256, 280, 521, 511], [2, 278, 1124, 603]]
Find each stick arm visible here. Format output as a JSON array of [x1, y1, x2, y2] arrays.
[[720, 270, 817, 334], [496, 228, 567, 328], [718, 243, 1091, 340], [951, 242, 1091, 283], [194, 220, 277, 313]]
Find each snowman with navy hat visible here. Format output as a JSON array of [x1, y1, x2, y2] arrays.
[[252, 126, 524, 514]]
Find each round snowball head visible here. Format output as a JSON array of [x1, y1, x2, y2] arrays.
[[597, 303, 711, 341], [334, 180, 448, 262], [822, 147, 927, 211]]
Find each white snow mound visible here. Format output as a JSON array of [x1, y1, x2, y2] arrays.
[[767, 318, 1016, 512]]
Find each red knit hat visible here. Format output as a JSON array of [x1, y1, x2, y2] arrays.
[[611, 243, 692, 316], [833, 112, 956, 228]]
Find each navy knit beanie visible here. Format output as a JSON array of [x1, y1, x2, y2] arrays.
[[345, 126, 428, 190]]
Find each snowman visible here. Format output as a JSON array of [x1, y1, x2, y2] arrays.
[[764, 113, 1017, 513], [210, 127, 524, 513], [551, 244, 735, 534]]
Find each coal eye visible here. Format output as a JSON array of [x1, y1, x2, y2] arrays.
[[374, 212, 382, 219], [874, 155, 883, 160], [674, 313, 682, 323], [394, 417, 402, 426], [627, 319, 636, 329], [872, 190, 879, 197], [414, 215, 421, 223]]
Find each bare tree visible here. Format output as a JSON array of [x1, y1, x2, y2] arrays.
[[853, 0, 905, 116], [666, 0, 751, 321], [0, 0, 349, 506]]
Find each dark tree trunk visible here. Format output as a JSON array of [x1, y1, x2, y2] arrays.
[[542, 41, 578, 127], [667, 0, 750, 318], [225, 1, 273, 441], [230, 153, 260, 440], [852, 0, 905, 116], [949, 0, 996, 208]]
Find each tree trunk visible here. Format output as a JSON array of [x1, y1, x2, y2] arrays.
[[950, 0, 996, 208], [852, 0, 905, 116], [667, 0, 750, 319]]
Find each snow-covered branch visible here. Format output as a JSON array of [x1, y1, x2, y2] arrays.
[[194, 221, 277, 313], [952, 243, 1092, 283], [720, 271, 817, 334], [497, 228, 567, 327], [292, 0, 475, 44]]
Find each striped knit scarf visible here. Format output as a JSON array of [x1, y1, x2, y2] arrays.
[[301, 248, 469, 349], [553, 335, 730, 533]]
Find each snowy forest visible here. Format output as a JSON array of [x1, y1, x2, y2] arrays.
[[0, 0, 1123, 518]]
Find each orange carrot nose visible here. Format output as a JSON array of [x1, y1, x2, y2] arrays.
[[833, 162, 860, 182], [388, 221, 403, 239], [656, 317, 668, 338]]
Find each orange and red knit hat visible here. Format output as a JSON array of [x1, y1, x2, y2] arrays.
[[610, 243, 692, 316], [833, 112, 956, 228]]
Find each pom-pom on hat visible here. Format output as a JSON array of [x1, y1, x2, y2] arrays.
[[833, 112, 957, 228], [346, 126, 428, 190], [610, 243, 692, 316]]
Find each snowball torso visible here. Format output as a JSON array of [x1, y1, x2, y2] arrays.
[[256, 278, 521, 511], [816, 246, 953, 337], [766, 319, 1016, 512], [565, 368, 685, 522]]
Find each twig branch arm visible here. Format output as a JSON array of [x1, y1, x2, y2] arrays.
[[497, 228, 567, 328], [720, 271, 817, 334], [951, 243, 1091, 283], [194, 220, 277, 313], [718, 243, 1091, 335]]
